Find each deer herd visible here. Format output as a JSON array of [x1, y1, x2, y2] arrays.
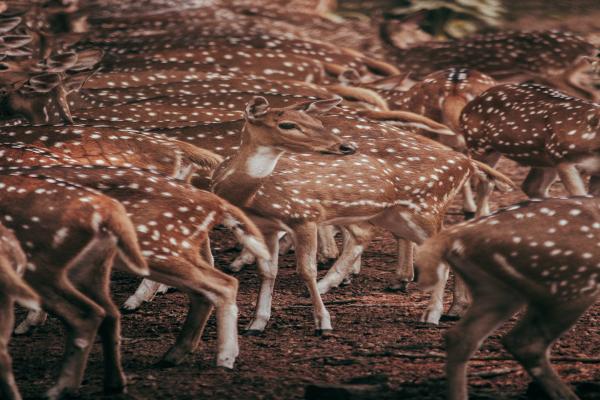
[[0, 0, 598, 399]]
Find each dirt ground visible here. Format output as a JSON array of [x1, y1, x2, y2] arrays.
[[9, 159, 600, 399]]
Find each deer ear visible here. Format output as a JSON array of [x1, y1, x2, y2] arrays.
[[28, 73, 61, 93], [245, 96, 270, 121]]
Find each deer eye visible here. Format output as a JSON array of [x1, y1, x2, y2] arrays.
[[278, 122, 298, 130]]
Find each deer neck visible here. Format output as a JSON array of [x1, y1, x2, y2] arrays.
[[213, 124, 284, 207]]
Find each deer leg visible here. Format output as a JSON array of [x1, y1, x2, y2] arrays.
[[588, 175, 600, 196], [0, 296, 20, 400], [447, 274, 470, 318], [246, 231, 280, 333], [316, 223, 373, 295], [122, 278, 165, 312], [462, 178, 477, 218], [475, 179, 495, 217], [474, 152, 501, 217], [278, 231, 294, 255], [68, 241, 126, 394], [161, 294, 213, 366], [293, 222, 332, 334], [388, 238, 415, 292], [502, 301, 593, 400], [31, 277, 105, 400], [228, 246, 256, 272], [202, 238, 214, 267], [420, 262, 450, 324], [317, 225, 339, 263], [146, 257, 239, 368], [522, 167, 559, 198], [14, 308, 47, 335], [445, 293, 522, 400], [341, 227, 363, 285], [557, 162, 587, 196]]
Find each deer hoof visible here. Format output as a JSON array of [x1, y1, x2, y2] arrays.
[[314, 329, 333, 337], [243, 329, 264, 336]]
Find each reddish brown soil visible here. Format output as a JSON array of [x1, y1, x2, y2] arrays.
[[9, 159, 600, 399]]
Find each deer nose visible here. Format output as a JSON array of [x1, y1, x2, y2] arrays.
[[339, 143, 356, 155]]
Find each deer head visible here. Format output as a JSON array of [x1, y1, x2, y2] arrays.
[[243, 96, 356, 155]]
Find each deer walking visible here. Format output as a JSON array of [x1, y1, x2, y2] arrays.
[[416, 197, 600, 400]]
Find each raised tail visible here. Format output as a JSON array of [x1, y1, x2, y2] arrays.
[[0, 255, 40, 310], [221, 203, 270, 262], [106, 205, 150, 276]]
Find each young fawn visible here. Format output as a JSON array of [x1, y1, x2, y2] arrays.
[[0, 223, 40, 400], [416, 197, 600, 400], [0, 173, 148, 399]]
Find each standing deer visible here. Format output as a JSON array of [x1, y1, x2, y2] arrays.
[[0, 173, 148, 399], [415, 197, 600, 400], [11, 164, 269, 369], [461, 83, 600, 216], [0, 223, 40, 400], [381, 29, 599, 101], [211, 96, 511, 333]]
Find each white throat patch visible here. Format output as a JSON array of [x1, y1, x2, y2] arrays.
[[246, 146, 282, 178]]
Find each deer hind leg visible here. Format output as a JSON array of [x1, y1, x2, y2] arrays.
[[522, 167, 559, 198], [557, 162, 588, 196], [502, 300, 594, 400], [161, 294, 213, 366], [246, 231, 280, 333], [122, 278, 164, 312], [14, 308, 47, 335], [316, 223, 373, 295], [462, 178, 477, 219], [293, 222, 332, 334], [388, 238, 415, 292], [447, 274, 470, 319], [317, 225, 339, 263], [67, 236, 126, 394], [589, 174, 600, 196], [147, 257, 239, 368], [0, 296, 20, 400], [32, 276, 105, 400], [474, 152, 502, 217], [445, 293, 521, 400]]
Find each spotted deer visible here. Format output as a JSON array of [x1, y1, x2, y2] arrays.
[[0, 125, 222, 186], [210, 96, 512, 333], [381, 29, 599, 101], [0, 223, 40, 400], [12, 164, 269, 369], [84, 33, 399, 79], [415, 197, 600, 400], [461, 83, 600, 215], [0, 173, 148, 399]]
